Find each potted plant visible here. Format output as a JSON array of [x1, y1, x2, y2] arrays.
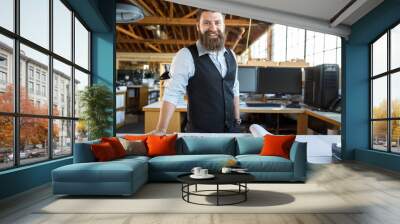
[[79, 84, 113, 140]]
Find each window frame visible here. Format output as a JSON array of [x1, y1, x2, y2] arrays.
[[369, 19, 400, 154], [0, 0, 92, 171]]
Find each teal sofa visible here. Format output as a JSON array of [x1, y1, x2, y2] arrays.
[[52, 135, 307, 196]]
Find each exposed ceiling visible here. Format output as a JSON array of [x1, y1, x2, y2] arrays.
[[170, 0, 384, 37], [116, 0, 270, 54]]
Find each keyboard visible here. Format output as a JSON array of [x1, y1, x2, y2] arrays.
[[245, 102, 282, 107], [286, 103, 301, 108]]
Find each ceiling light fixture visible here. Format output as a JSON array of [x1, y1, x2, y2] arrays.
[[116, 3, 144, 24]]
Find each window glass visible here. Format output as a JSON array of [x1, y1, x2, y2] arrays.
[[53, 0, 72, 60], [372, 34, 387, 76], [372, 76, 387, 119], [20, 44, 49, 115], [0, 0, 92, 169], [314, 52, 323, 66], [19, 117, 49, 165], [0, 35, 14, 112], [53, 119, 72, 158], [372, 121, 388, 151], [75, 120, 88, 143], [314, 32, 324, 54], [324, 34, 337, 51], [272, 24, 286, 62], [391, 72, 400, 118], [391, 24, 400, 70], [53, 59, 72, 117], [0, 0, 14, 31], [74, 69, 89, 118], [20, 0, 49, 49], [250, 32, 267, 59], [324, 49, 337, 64], [287, 27, 305, 61], [74, 18, 89, 70], [391, 120, 400, 153], [0, 116, 14, 170]]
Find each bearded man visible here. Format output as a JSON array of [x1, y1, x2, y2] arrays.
[[150, 10, 241, 134]]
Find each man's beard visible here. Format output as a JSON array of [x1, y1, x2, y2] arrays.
[[199, 29, 225, 51]]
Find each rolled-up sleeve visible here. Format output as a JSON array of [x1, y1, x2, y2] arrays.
[[231, 49, 240, 96], [163, 48, 194, 106]]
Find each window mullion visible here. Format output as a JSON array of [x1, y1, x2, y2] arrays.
[[71, 10, 76, 153], [13, 0, 21, 166], [48, 0, 54, 160], [387, 30, 391, 152]]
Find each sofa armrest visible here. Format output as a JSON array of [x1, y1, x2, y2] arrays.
[[289, 141, 307, 181], [73, 140, 100, 163]]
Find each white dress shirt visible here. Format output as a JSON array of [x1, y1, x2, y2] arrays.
[[163, 41, 240, 106]]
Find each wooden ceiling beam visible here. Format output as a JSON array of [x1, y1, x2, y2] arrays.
[[232, 27, 246, 50], [150, 0, 165, 17], [178, 26, 185, 40], [134, 17, 251, 26], [116, 26, 161, 53], [117, 26, 142, 39], [183, 9, 199, 18], [118, 38, 241, 46], [177, 4, 186, 17], [169, 1, 174, 18], [135, 0, 156, 16], [187, 26, 191, 41]]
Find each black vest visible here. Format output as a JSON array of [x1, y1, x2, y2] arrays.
[[186, 44, 237, 133]]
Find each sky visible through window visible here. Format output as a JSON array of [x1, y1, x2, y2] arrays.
[[0, 0, 88, 74]]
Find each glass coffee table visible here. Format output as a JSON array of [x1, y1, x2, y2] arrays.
[[177, 172, 255, 206]]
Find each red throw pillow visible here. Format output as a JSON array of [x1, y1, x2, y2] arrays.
[[124, 135, 148, 142], [146, 134, 177, 157], [91, 142, 117, 161], [101, 137, 126, 158], [260, 134, 296, 159]]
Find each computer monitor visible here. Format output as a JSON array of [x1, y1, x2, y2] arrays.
[[257, 67, 302, 95], [117, 70, 131, 81], [237, 66, 258, 93]]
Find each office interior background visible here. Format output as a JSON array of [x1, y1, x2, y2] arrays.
[[0, 0, 399, 212]]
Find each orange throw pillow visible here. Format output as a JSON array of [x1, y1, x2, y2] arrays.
[[101, 137, 126, 158], [146, 134, 177, 157], [260, 134, 296, 159], [91, 142, 117, 161], [124, 135, 148, 142]]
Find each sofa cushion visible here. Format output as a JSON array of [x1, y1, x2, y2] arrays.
[[101, 137, 127, 158], [147, 134, 178, 157], [52, 159, 147, 183], [236, 155, 293, 172], [115, 155, 150, 163], [148, 154, 235, 172], [124, 135, 148, 142], [178, 136, 236, 155], [91, 142, 118, 161], [73, 140, 100, 163], [235, 137, 263, 155], [260, 134, 296, 159], [119, 138, 147, 156]]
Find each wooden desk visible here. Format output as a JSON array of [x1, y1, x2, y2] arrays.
[[142, 102, 341, 134]]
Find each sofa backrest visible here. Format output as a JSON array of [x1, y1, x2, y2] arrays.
[[177, 136, 236, 155], [73, 140, 100, 163], [235, 137, 263, 155]]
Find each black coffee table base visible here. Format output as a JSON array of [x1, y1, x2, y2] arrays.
[[181, 183, 249, 206]]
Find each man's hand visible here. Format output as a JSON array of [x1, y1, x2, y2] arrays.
[[151, 100, 176, 135]]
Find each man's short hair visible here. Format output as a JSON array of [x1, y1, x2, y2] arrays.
[[196, 9, 225, 22]]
